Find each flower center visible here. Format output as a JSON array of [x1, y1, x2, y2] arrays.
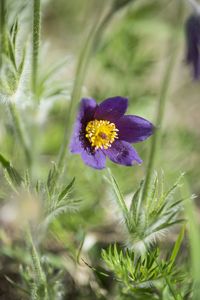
[[85, 120, 118, 150]]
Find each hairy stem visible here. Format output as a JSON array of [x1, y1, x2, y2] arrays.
[[56, 9, 112, 181], [142, 1, 183, 204], [26, 227, 48, 300], [9, 103, 32, 168], [32, 0, 41, 96], [55, 1, 136, 183], [0, 0, 7, 66]]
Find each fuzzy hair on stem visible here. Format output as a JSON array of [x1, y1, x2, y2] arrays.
[[32, 0, 41, 96]]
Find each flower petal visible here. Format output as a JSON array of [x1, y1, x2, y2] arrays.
[[104, 140, 142, 166], [70, 98, 97, 153], [81, 149, 106, 169], [115, 115, 153, 143], [185, 15, 200, 79], [94, 96, 128, 122]]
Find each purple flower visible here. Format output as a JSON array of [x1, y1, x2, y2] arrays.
[[70, 97, 154, 169], [185, 14, 200, 79]]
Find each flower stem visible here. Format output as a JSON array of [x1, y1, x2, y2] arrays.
[[142, 1, 184, 204], [56, 9, 113, 181], [32, 0, 41, 96], [54, 2, 138, 184], [56, 28, 97, 173], [0, 0, 7, 67], [9, 103, 32, 168], [26, 227, 48, 300]]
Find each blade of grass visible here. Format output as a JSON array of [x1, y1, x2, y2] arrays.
[[168, 225, 185, 270]]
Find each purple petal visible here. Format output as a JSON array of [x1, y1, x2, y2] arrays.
[[94, 96, 128, 122], [115, 115, 153, 143], [81, 149, 106, 169], [104, 140, 142, 166], [185, 15, 200, 79], [70, 98, 97, 153]]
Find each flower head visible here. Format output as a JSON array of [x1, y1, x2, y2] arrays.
[[185, 14, 200, 79], [70, 97, 153, 169]]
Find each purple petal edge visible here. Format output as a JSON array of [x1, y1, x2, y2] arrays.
[[81, 149, 106, 169], [104, 140, 142, 166], [70, 98, 97, 154], [94, 96, 128, 122], [116, 115, 154, 143]]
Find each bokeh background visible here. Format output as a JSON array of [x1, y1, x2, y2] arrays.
[[0, 0, 200, 299]]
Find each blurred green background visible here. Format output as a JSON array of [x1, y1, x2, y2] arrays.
[[0, 0, 200, 298]]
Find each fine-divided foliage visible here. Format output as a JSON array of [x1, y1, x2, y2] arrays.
[[108, 169, 185, 251], [0, 18, 26, 99], [0, 152, 79, 232], [40, 174, 80, 232], [17, 249, 65, 300], [0, 153, 78, 299], [102, 226, 186, 299]]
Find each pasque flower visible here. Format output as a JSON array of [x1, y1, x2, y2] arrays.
[[185, 14, 200, 79], [70, 97, 153, 169]]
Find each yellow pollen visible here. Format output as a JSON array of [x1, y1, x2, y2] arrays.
[[85, 120, 118, 150]]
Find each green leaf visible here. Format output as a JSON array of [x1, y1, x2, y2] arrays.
[[7, 35, 17, 70], [47, 163, 57, 193], [130, 180, 144, 226], [58, 177, 75, 202], [107, 168, 129, 226], [17, 46, 26, 75], [10, 19, 19, 48], [168, 225, 185, 270], [0, 153, 22, 186]]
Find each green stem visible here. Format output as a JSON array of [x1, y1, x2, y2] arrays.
[[0, 0, 7, 66], [142, 1, 183, 204], [32, 0, 41, 96], [56, 9, 112, 181], [26, 227, 48, 300], [56, 33, 93, 172], [54, 1, 137, 184], [9, 103, 32, 168]]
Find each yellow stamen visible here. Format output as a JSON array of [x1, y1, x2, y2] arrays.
[[85, 120, 118, 150]]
